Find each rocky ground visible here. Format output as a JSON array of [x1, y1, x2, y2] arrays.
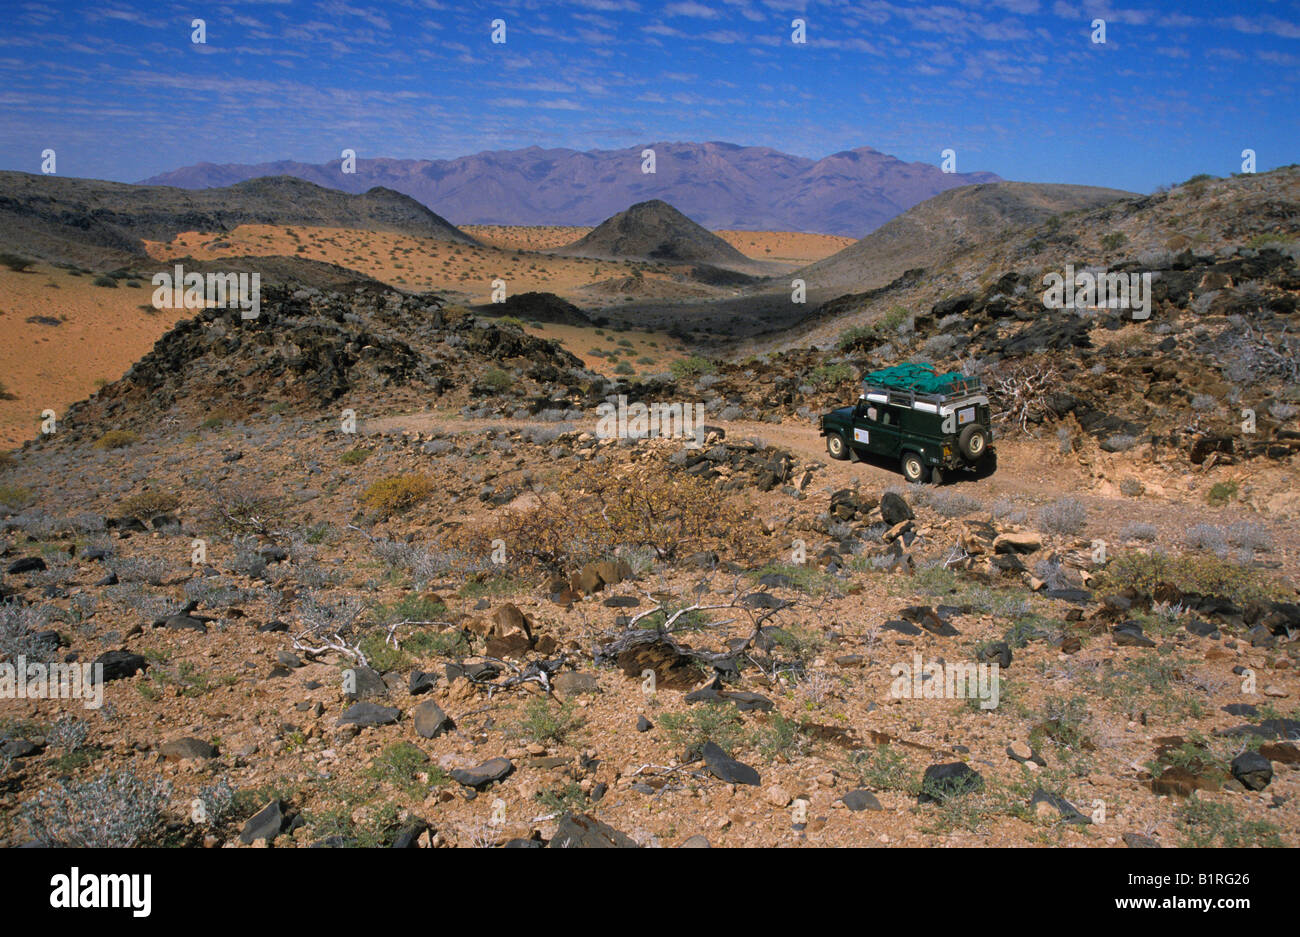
[[0, 276, 1297, 849]]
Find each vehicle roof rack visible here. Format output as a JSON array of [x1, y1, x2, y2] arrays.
[[861, 362, 984, 407]]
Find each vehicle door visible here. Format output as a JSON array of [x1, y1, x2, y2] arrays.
[[852, 402, 900, 458]]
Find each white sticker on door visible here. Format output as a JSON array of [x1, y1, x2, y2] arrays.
[[853, 428, 869, 443]]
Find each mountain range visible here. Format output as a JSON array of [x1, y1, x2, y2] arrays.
[[139, 142, 1002, 237]]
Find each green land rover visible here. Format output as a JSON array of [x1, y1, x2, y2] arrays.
[[820, 363, 996, 484]]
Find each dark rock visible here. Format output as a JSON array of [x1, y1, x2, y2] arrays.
[[1113, 621, 1155, 647], [880, 492, 914, 525], [636, 715, 653, 732], [413, 700, 453, 739], [450, 757, 513, 788], [841, 789, 883, 811], [344, 665, 388, 701], [1, 738, 42, 758], [700, 741, 760, 786], [336, 702, 400, 727], [239, 800, 284, 844], [547, 813, 638, 848], [976, 641, 1012, 668], [918, 762, 984, 803], [446, 661, 501, 683], [882, 619, 922, 636], [6, 557, 46, 574], [1030, 788, 1090, 823], [1044, 588, 1092, 604], [408, 669, 438, 695], [92, 650, 147, 681], [1222, 703, 1259, 717], [1231, 751, 1273, 791]]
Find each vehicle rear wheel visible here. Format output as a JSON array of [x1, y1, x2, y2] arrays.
[[826, 433, 849, 461], [958, 424, 988, 461], [901, 451, 925, 483]]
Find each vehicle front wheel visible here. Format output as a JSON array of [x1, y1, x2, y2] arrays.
[[901, 451, 925, 483], [826, 433, 849, 461]]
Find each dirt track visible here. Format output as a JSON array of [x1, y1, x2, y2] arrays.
[[369, 409, 1300, 579]]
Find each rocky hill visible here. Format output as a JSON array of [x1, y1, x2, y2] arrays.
[[551, 200, 763, 273], [49, 285, 588, 445], [0, 172, 477, 268], [794, 182, 1134, 297]]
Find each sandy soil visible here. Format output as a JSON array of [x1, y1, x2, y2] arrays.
[[0, 265, 190, 448]]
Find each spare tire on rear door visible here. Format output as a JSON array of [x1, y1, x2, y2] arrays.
[[957, 424, 988, 461]]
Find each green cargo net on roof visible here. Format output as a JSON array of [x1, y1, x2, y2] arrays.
[[864, 362, 973, 395]]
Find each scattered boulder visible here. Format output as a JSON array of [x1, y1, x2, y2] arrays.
[[337, 702, 400, 727], [450, 757, 513, 788], [700, 741, 760, 786], [548, 813, 638, 848], [880, 491, 914, 526], [92, 650, 147, 681], [1230, 751, 1273, 791], [239, 800, 285, 844], [159, 737, 218, 761], [413, 700, 453, 739], [841, 789, 883, 811], [918, 762, 984, 804], [552, 671, 599, 696]]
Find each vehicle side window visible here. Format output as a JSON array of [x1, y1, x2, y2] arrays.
[[865, 406, 878, 422], [880, 410, 893, 426]]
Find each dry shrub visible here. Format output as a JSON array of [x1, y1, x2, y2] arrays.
[[118, 490, 179, 519], [466, 457, 763, 571], [988, 357, 1060, 434], [362, 475, 434, 517], [93, 430, 139, 450]]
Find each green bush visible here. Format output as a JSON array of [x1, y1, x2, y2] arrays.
[[1095, 549, 1280, 606], [481, 367, 513, 392], [1207, 480, 1238, 506], [810, 362, 853, 387], [92, 276, 118, 288], [670, 355, 715, 380], [0, 253, 35, 273]]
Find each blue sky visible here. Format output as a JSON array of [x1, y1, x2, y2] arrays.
[[1, 0, 1297, 193]]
